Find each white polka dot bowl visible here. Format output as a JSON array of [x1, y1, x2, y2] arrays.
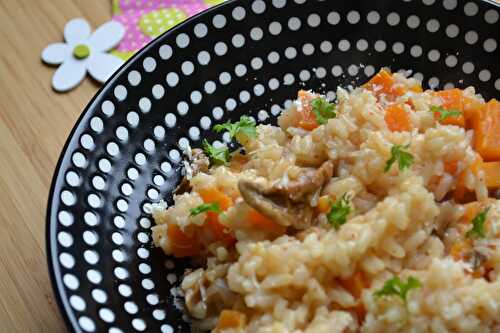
[[47, 0, 499, 332]]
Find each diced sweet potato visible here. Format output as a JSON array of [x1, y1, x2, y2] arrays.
[[384, 104, 411, 132], [247, 209, 287, 234], [470, 99, 500, 161], [444, 160, 458, 175], [433, 89, 466, 127], [364, 69, 415, 102], [203, 217, 236, 247], [482, 161, 500, 188], [338, 271, 367, 298], [453, 156, 483, 202], [167, 224, 201, 257], [463, 95, 486, 123], [197, 187, 235, 245], [198, 187, 233, 210], [436, 89, 464, 110], [364, 69, 396, 96], [338, 272, 369, 323], [296, 90, 319, 131], [215, 310, 246, 331]]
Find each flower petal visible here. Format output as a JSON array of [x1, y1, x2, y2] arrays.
[[87, 21, 125, 52], [64, 18, 91, 44], [52, 58, 87, 92], [41, 43, 71, 65], [87, 53, 124, 83]]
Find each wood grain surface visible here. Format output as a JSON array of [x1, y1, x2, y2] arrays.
[[0, 1, 111, 331]]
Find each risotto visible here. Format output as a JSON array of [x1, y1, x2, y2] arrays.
[[152, 69, 500, 333]]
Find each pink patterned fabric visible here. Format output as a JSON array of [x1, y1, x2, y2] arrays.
[[113, 0, 216, 53]]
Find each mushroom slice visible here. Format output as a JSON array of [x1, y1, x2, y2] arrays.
[[183, 264, 235, 320], [238, 177, 313, 229], [274, 160, 334, 202], [238, 161, 333, 229]]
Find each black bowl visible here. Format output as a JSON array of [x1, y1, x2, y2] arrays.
[[47, 0, 500, 332]]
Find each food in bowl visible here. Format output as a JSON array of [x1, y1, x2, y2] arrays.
[[152, 69, 500, 332]]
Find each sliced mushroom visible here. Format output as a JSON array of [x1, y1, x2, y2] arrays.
[[238, 161, 333, 229], [183, 264, 235, 320], [174, 149, 210, 195], [273, 160, 334, 202], [174, 177, 191, 196], [239, 177, 313, 229]]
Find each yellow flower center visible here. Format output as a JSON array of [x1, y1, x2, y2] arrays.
[[73, 44, 90, 59]]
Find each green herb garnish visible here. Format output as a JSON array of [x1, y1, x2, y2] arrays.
[[430, 105, 463, 121], [202, 139, 230, 166], [311, 97, 336, 125], [327, 193, 352, 229], [374, 276, 422, 304], [466, 208, 490, 239], [190, 203, 222, 216], [384, 144, 414, 172], [213, 115, 257, 140]]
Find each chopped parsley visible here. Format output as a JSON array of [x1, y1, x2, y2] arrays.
[[374, 276, 422, 304], [384, 144, 414, 172], [311, 97, 336, 125], [327, 193, 352, 230], [430, 105, 463, 121], [202, 139, 230, 166], [213, 115, 257, 140], [190, 202, 222, 216], [466, 207, 490, 239]]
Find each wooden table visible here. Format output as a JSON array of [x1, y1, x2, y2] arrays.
[[0, 1, 111, 331]]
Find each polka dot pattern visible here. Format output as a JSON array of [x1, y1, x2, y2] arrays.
[[48, 1, 500, 332], [138, 8, 188, 38], [113, 0, 212, 54]]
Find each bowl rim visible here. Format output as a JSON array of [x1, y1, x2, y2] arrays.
[[45, 0, 499, 332], [483, 0, 500, 7], [45, 1, 238, 332]]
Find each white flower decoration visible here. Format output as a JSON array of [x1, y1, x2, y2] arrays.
[[42, 18, 126, 92]]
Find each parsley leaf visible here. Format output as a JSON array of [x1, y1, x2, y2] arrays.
[[430, 105, 463, 121], [327, 193, 352, 229], [190, 202, 222, 216], [384, 144, 414, 172], [213, 115, 257, 140], [311, 97, 336, 125], [202, 139, 230, 166], [466, 207, 490, 239], [374, 276, 422, 304]]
